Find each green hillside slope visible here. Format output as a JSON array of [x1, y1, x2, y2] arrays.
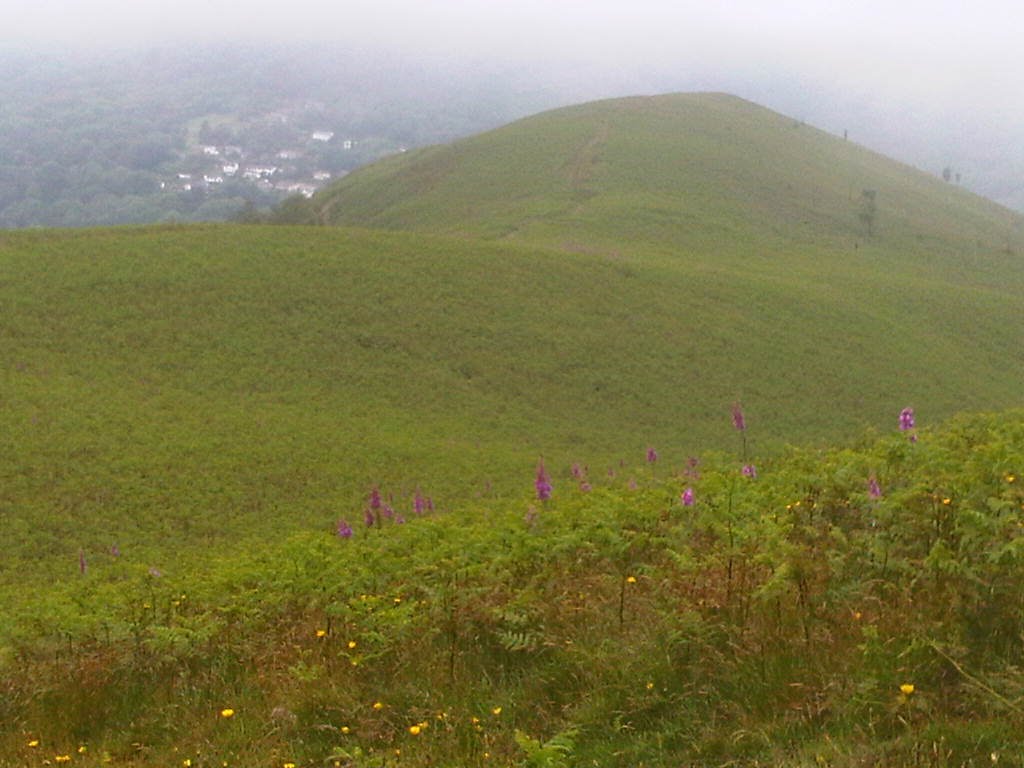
[[299, 93, 1022, 262], [3, 218, 1024, 600]]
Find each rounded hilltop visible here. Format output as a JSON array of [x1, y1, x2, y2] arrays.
[[290, 91, 1019, 267]]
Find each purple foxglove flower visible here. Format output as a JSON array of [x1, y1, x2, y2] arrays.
[[899, 407, 915, 432], [579, 481, 592, 492], [369, 487, 382, 510], [732, 403, 746, 432], [868, 476, 882, 499], [110, 544, 121, 557], [336, 519, 354, 538], [382, 503, 394, 519], [681, 487, 695, 507], [571, 462, 583, 479], [646, 447, 658, 463], [395, 514, 406, 524], [364, 508, 375, 527], [535, 459, 552, 501], [742, 464, 757, 479], [413, 491, 426, 515]]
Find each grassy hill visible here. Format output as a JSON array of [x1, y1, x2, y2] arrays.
[[3, 213, 1023, 598], [3, 93, 1024, 765], [296, 93, 1021, 258]]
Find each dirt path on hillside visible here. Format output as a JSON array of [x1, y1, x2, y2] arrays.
[[566, 121, 609, 198]]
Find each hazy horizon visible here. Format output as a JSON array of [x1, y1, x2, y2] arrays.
[[4, 1, 1024, 209]]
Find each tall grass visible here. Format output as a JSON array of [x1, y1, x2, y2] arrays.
[[3, 409, 1023, 765]]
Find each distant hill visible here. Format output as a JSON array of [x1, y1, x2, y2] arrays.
[[268, 91, 1024, 447], [293, 93, 1022, 259]]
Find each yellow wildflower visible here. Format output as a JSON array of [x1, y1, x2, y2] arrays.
[[646, 681, 655, 690], [492, 706, 502, 715], [348, 640, 357, 649], [55, 757, 72, 764], [900, 683, 915, 695], [220, 708, 235, 718], [77, 746, 87, 754], [625, 575, 637, 584], [183, 760, 192, 767], [372, 701, 384, 710], [942, 498, 952, 505], [409, 725, 421, 735], [284, 763, 296, 768], [341, 726, 351, 735], [27, 739, 39, 748], [316, 629, 327, 638], [1007, 474, 1016, 483]]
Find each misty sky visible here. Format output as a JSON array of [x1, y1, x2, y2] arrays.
[[5, 1, 1024, 203], [7, 1, 1022, 86], [6, 1, 1023, 120]]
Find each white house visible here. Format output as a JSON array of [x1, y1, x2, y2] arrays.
[[312, 131, 335, 142], [242, 165, 279, 181]]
